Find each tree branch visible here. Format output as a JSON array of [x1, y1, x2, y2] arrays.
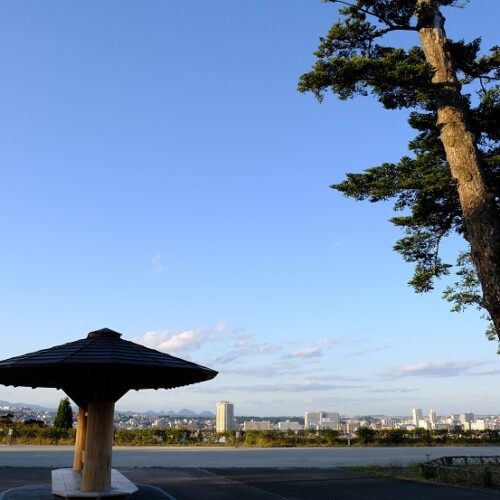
[[326, 0, 418, 33]]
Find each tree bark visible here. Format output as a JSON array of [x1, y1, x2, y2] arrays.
[[82, 401, 115, 491], [416, 0, 500, 336], [73, 407, 87, 472]]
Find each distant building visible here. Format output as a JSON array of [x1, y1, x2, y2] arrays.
[[381, 417, 397, 428], [305, 411, 339, 430], [216, 401, 234, 432], [460, 412, 474, 424], [434, 423, 450, 431], [278, 420, 301, 431], [412, 408, 423, 426], [460, 412, 474, 431], [243, 420, 272, 431], [471, 420, 486, 431], [343, 420, 359, 434], [418, 419, 430, 430], [429, 409, 437, 425], [152, 418, 169, 428]]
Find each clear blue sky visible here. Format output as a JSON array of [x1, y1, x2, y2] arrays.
[[0, 1, 498, 417]]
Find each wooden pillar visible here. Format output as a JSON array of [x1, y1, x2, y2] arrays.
[[73, 407, 87, 472], [81, 401, 115, 492]]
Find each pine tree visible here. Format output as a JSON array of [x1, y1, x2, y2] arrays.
[[299, 0, 500, 345], [54, 397, 74, 429]]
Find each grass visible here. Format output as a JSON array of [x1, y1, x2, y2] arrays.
[[344, 462, 500, 490], [345, 463, 421, 481]]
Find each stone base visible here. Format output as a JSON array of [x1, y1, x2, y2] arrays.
[[51, 469, 138, 498]]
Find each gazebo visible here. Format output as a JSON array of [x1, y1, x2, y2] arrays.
[[0, 328, 218, 496]]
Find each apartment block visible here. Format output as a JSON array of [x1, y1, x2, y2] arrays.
[[305, 411, 340, 430]]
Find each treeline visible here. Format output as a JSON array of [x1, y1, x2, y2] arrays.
[[0, 424, 76, 445], [2, 423, 500, 447], [354, 427, 500, 446]]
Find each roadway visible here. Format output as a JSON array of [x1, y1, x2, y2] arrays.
[[2, 446, 500, 499], [2, 444, 500, 468]]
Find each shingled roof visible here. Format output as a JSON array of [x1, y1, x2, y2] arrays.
[[0, 328, 218, 408]]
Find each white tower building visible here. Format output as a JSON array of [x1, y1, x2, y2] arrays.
[[412, 408, 423, 426], [429, 409, 437, 425], [216, 401, 234, 432]]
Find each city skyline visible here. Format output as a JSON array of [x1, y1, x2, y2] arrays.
[[0, 397, 492, 422], [0, 1, 499, 417]]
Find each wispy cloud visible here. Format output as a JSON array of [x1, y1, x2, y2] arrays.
[[316, 338, 347, 347], [468, 367, 500, 376], [288, 347, 322, 358], [224, 361, 319, 378], [213, 332, 281, 363], [285, 337, 348, 359], [388, 360, 482, 378], [216, 380, 363, 393], [368, 386, 419, 394], [331, 238, 347, 249], [151, 254, 164, 275]]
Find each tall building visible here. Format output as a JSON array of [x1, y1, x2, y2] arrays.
[[460, 412, 474, 430], [429, 409, 437, 425], [305, 411, 340, 430], [216, 401, 234, 432], [412, 408, 423, 426]]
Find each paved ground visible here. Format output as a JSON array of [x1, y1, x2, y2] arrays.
[[1, 466, 500, 499], [2, 447, 500, 499], [3, 445, 500, 468]]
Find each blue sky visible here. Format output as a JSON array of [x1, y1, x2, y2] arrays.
[[0, 1, 498, 417]]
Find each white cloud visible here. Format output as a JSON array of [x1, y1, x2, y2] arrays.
[[136, 324, 227, 353], [368, 386, 419, 394], [158, 329, 205, 351], [213, 379, 367, 393], [316, 338, 347, 347], [285, 337, 349, 359], [288, 347, 322, 358], [331, 238, 347, 248], [151, 254, 164, 275], [214, 321, 228, 333], [388, 360, 481, 378], [213, 332, 281, 363]]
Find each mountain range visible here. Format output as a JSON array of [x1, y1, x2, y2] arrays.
[[0, 400, 215, 418]]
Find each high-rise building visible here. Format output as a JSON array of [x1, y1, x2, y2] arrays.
[[412, 408, 423, 425], [460, 412, 474, 430], [305, 411, 340, 430], [429, 409, 437, 424], [216, 401, 234, 432], [460, 412, 474, 424]]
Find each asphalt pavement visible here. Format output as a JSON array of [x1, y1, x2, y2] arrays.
[[1, 466, 500, 499], [3, 445, 500, 468], [2, 446, 500, 499]]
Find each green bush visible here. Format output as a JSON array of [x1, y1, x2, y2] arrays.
[[3, 424, 76, 445]]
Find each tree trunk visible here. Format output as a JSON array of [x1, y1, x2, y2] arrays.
[[82, 401, 115, 492], [416, 0, 500, 336], [73, 407, 87, 472]]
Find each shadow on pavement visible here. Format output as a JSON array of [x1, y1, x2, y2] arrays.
[[2, 467, 500, 499]]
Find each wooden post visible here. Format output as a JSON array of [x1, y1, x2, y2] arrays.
[[81, 401, 115, 492], [73, 407, 87, 472]]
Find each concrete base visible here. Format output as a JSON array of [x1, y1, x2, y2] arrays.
[[52, 469, 138, 498]]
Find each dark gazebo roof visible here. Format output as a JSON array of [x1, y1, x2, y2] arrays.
[[0, 328, 217, 408]]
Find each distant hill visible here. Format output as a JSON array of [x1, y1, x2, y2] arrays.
[[0, 400, 56, 412], [116, 407, 215, 418], [199, 410, 216, 418]]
